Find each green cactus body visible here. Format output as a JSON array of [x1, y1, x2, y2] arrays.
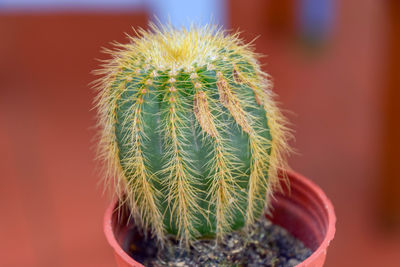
[[95, 24, 289, 245]]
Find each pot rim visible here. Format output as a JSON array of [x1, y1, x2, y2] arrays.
[[285, 170, 336, 266], [103, 170, 336, 267], [104, 200, 143, 266]]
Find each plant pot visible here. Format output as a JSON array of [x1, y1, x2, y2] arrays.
[[104, 170, 336, 267]]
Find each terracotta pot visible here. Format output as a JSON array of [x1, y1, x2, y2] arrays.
[[104, 170, 336, 267]]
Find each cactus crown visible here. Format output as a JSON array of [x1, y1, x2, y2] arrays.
[[94, 24, 290, 246]]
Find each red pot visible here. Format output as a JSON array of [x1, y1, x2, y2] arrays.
[[104, 170, 336, 267]]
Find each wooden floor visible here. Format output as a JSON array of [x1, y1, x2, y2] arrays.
[[0, 1, 399, 266]]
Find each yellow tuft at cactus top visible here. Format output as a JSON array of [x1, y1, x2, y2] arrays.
[[94, 23, 291, 246]]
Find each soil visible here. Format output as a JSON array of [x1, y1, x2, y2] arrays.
[[124, 217, 312, 267]]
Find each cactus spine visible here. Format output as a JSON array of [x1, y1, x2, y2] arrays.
[[94, 24, 290, 246]]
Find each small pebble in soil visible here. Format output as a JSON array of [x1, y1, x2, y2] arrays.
[[125, 217, 312, 267]]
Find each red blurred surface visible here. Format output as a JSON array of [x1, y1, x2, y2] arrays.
[[0, 0, 399, 266], [0, 12, 148, 267]]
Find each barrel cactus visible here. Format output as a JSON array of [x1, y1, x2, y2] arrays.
[[94, 24, 290, 246]]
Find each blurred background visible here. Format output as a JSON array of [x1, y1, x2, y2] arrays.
[[1, 0, 399, 266]]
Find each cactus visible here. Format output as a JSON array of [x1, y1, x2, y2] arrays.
[[94, 24, 290, 246]]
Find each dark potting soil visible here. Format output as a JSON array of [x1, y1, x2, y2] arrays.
[[124, 217, 312, 267]]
